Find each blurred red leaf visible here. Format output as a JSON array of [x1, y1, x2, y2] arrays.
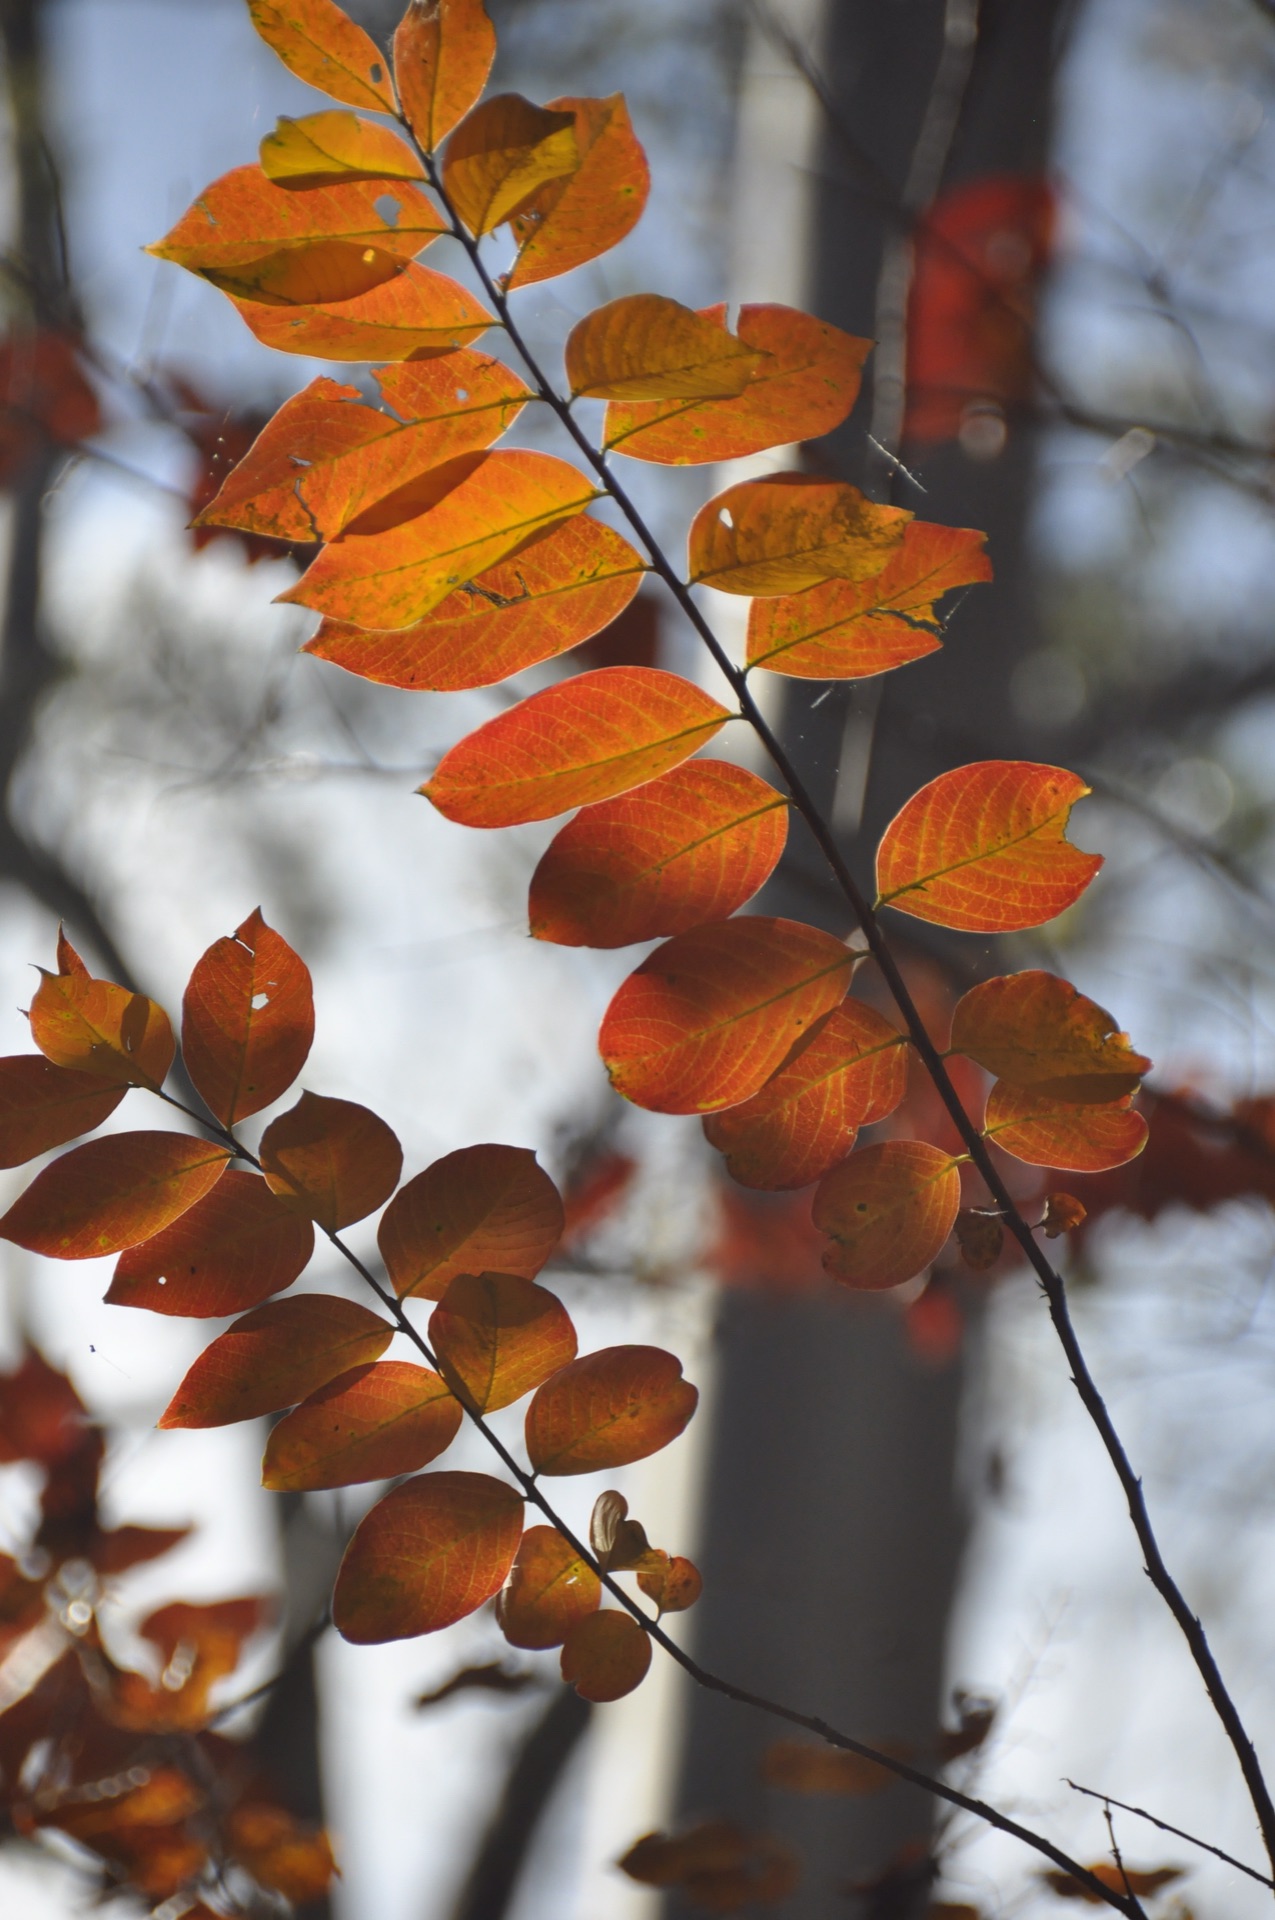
[[0, 333, 100, 485]]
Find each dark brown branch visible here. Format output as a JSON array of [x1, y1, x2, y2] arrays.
[[1066, 1779, 1275, 1891]]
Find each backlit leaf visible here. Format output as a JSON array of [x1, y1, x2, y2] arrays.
[[560, 1608, 650, 1701], [424, 666, 730, 828], [636, 1550, 702, 1614], [227, 261, 493, 362], [529, 760, 788, 948], [589, 1489, 650, 1570], [813, 1141, 961, 1288], [689, 475, 910, 595], [496, 1524, 601, 1648], [281, 448, 595, 627], [263, 1360, 462, 1489], [599, 917, 855, 1114], [746, 521, 992, 678], [159, 1294, 392, 1427], [149, 167, 442, 272], [566, 295, 761, 401], [394, 0, 496, 153], [0, 1056, 125, 1167], [1040, 1865, 1183, 1905], [0, 1133, 231, 1260], [378, 1143, 563, 1300], [260, 112, 424, 186], [605, 303, 870, 465], [983, 1083, 1149, 1172], [876, 761, 1102, 932], [525, 1344, 697, 1475], [443, 94, 578, 236], [106, 1171, 315, 1317], [247, 0, 396, 111], [197, 356, 531, 544], [30, 934, 174, 1090], [951, 971, 1150, 1102], [306, 516, 645, 688], [429, 1271, 577, 1411], [333, 1469, 524, 1641], [259, 1092, 403, 1230], [703, 1000, 908, 1189], [508, 94, 649, 288], [182, 909, 314, 1125]]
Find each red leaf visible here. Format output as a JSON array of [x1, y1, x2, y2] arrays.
[[508, 94, 650, 288], [106, 1170, 314, 1317], [259, 1092, 403, 1231], [984, 1083, 1149, 1172], [0, 1347, 88, 1466], [950, 970, 1150, 1102], [182, 910, 314, 1126], [90, 1525, 192, 1575], [560, 1608, 651, 1701], [0, 1133, 231, 1260], [159, 1294, 393, 1428], [813, 1141, 961, 1289], [496, 1525, 601, 1649], [263, 1361, 462, 1490], [636, 1550, 702, 1614], [378, 1143, 564, 1300], [394, 0, 496, 152], [0, 1055, 125, 1167], [429, 1271, 577, 1412], [0, 333, 100, 484], [333, 1470, 524, 1642], [525, 1345, 698, 1475]]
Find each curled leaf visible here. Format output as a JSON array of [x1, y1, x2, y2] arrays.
[[689, 474, 909, 596], [525, 1344, 697, 1475], [159, 1295, 393, 1428], [635, 1550, 702, 1614], [508, 95, 649, 289], [589, 1489, 650, 1571], [260, 1092, 403, 1230], [496, 1525, 601, 1649], [813, 1141, 961, 1289], [429, 1271, 577, 1411], [260, 112, 424, 187], [443, 94, 578, 236], [333, 1470, 524, 1642], [560, 1608, 651, 1701], [954, 1209, 1004, 1271], [1042, 1191, 1087, 1237], [31, 934, 174, 1091], [263, 1361, 462, 1489], [950, 970, 1150, 1103]]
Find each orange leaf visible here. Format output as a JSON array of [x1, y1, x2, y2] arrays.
[[984, 1083, 1149, 1172], [496, 1524, 601, 1648], [951, 970, 1150, 1102], [30, 933, 174, 1090], [182, 909, 314, 1125], [876, 761, 1102, 932], [260, 111, 424, 186], [599, 917, 855, 1114], [1040, 1864, 1183, 1905], [424, 666, 730, 828], [746, 521, 992, 678], [225, 1804, 336, 1905], [333, 1469, 523, 1641], [306, 516, 645, 688], [761, 1741, 892, 1795], [813, 1141, 961, 1289], [247, 0, 397, 111], [0, 1055, 125, 1167], [281, 448, 595, 627], [689, 474, 910, 595], [106, 1170, 315, 1317], [227, 260, 492, 362], [703, 1000, 908, 1190], [529, 761, 788, 948], [636, 1550, 702, 1613], [567, 295, 761, 401], [605, 304, 870, 465], [0, 1133, 230, 1261], [443, 94, 578, 236], [259, 1092, 403, 1230], [508, 95, 649, 288], [378, 1143, 563, 1300], [149, 166, 442, 271], [198, 356, 531, 545], [263, 1360, 462, 1489], [158, 1294, 392, 1427], [619, 1822, 800, 1909], [560, 1608, 650, 1701], [429, 1271, 577, 1411], [394, 0, 496, 153], [202, 237, 415, 306], [525, 1344, 697, 1474]]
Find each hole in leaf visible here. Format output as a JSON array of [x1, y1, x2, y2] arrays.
[[719, 508, 734, 529], [374, 194, 401, 228], [252, 992, 270, 1010]]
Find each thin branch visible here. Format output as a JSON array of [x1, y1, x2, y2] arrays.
[[1066, 1779, 1275, 1891]]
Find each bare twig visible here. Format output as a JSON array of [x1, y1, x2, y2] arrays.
[[1067, 1779, 1275, 1891]]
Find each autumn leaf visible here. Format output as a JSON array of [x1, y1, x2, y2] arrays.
[[247, 0, 397, 111], [746, 521, 992, 679], [395, 0, 496, 153], [984, 1083, 1149, 1172], [876, 761, 1102, 932], [307, 516, 646, 689], [813, 1141, 961, 1288], [619, 1823, 800, 1909], [529, 761, 788, 949], [158, 1294, 393, 1427], [635, 1550, 702, 1613], [567, 295, 761, 402], [260, 111, 424, 186], [149, 166, 442, 271], [429, 1271, 577, 1411], [1042, 1191, 1087, 1236], [1039, 1864, 1183, 1905], [106, 1170, 315, 1317], [225, 1804, 336, 1906], [954, 1209, 1004, 1271], [263, 1361, 462, 1489], [605, 304, 870, 465], [259, 1092, 403, 1230], [182, 909, 314, 1125], [496, 1525, 601, 1649], [689, 474, 910, 595], [703, 1000, 909, 1190], [379, 1143, 564, 1300], [560, 1608, 651, 1701], [0, 332, 100, 483], [227, 261, 493, 363], [589, 1488, 650, 1569], [333, 1470, 524, 1642], [0, 1055, 125, 1167], [508, 95, 649, 288], [951, 971, 1150, 1102], [424, 666, 730, 828], [762, 1740, 892, 1795], [0, 1133, 231, 1260], [443, 94, 579, 236], [30, 933, 174, 1090], [599, 917, 856, 1114], [525, 1344, 698, 1474]]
